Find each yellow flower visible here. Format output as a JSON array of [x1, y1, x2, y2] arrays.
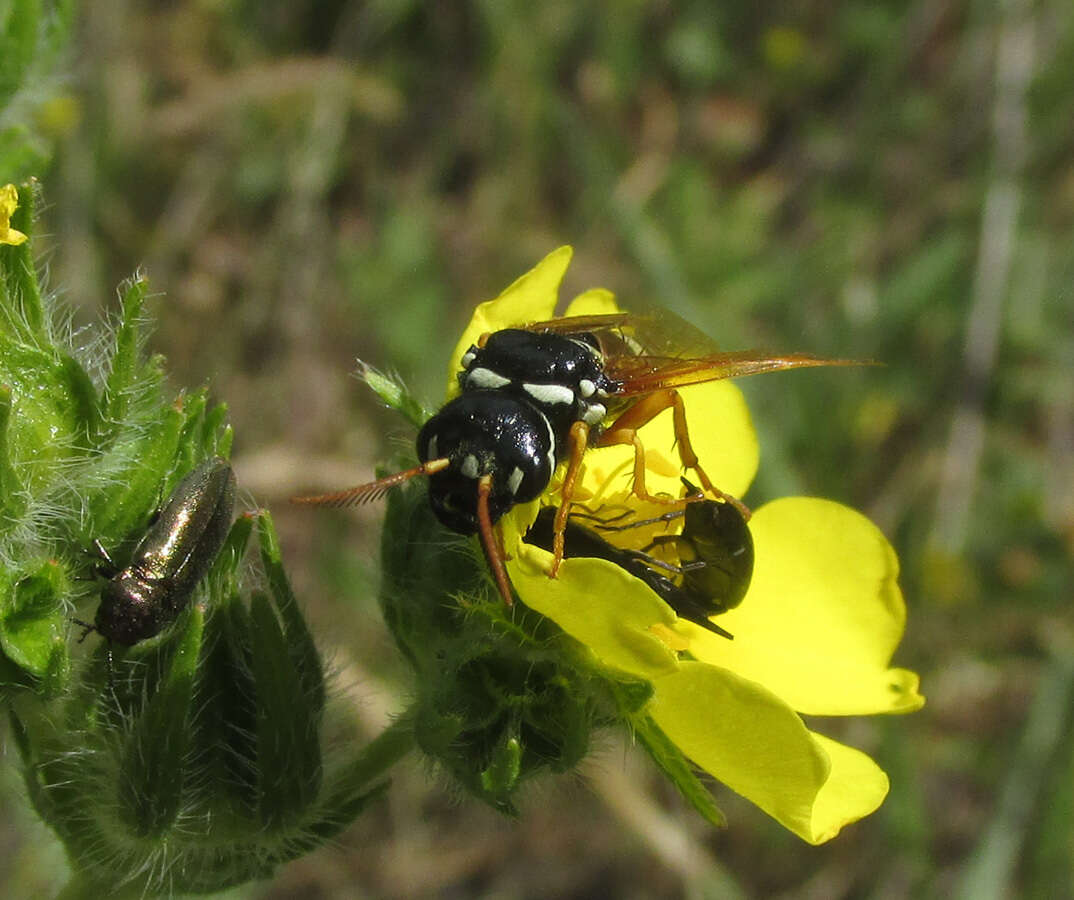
[[0, 184, 29, 246], [449, 246, 924, 844]]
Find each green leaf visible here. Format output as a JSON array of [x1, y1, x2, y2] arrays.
[[0, 558, 67, 679]]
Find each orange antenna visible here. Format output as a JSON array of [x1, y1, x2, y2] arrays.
[[476, 474, 513, 606], [291, 457, 450, 508]]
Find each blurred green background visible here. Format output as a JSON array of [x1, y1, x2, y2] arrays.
[[4, 0, 1074, 897]]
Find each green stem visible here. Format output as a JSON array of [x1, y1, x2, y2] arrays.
[[335, 711, 416, 796]]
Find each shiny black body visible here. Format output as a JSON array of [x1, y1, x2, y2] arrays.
[[418, 329, 618, 534], [526, 498, 754, 639], [670, 495, 754, 615], [416, 392, 554, 534], [94, 458, 236, 645], [458, 329, 618, 435]]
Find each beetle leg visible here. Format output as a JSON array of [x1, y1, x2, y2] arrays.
[[477, 474, 514, 605], [72, 618, 97, 643], [549, 421, 589, 578]]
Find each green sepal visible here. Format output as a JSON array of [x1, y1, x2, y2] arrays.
[[257, 509, 325, 714], [40, 632, 69, 699], [0, 383, 22, 520], [380, 481, 603, 814], [202, 583, 260, 812], [116, 603, 204, 837], [249, 588, 323, 829], [6, 706, 49, 823], [173, 389, 209, 473], [83, 403, 182, 543], [481, 730, 523, 799], [101, 275, 149, 430], [59, 353, 103, 445], [202, 400, 233, 457], [607, 677, 654, 716], [0, 557, 68, 681], [198, 514, 260, 813], [210, 508, 256, 583], [630, 713, 727, 829], [356, 360, 432, 428]]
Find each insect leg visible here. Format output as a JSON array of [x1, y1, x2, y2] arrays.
[[476, 474, 514, 606], [664, 390, 751, 520], [549, 421, 590, 578], [600, 389, 750, 519], [72, 618, 97, 642]]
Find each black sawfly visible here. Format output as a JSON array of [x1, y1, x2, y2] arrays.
[[294, 310, 859, 604]]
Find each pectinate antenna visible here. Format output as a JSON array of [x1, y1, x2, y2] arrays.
[[291, 457, 451, 508]]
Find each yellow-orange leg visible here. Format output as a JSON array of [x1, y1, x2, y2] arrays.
[[597, 389, 751, 520], [549, 421, 590, 578], [476, 474, 514, 606]]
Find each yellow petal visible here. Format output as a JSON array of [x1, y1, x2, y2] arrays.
[[564, 287, 618, 317], [1, 184, 29, 246], [507, 525, 680, 680], [687, 497, 924, 715], [808, 734, 891, 843], [446, 246, 573, 396], [578, 379, 759, 503], [647, 661, 889, 844]]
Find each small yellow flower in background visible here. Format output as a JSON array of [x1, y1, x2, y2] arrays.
[[0, 184, 29, 246], [450, 246, 924, 844]]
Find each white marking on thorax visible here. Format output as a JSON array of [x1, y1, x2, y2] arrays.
[[460, 454, 480, 479], [522, 382, 574, 406], [579, 379, 596, 398], [582, 403, 607, 426], [507, 467, 524, 495], [537, 409, 557, 472], [460, 349, 477, 368], [467, 367, 511, 390]]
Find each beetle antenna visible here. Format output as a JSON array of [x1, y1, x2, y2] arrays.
[[291, 458, 451, 508], [476, 474, 514, 606]]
